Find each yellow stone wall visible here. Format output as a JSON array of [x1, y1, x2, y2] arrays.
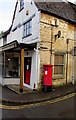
[[38, 12, 76, 89]]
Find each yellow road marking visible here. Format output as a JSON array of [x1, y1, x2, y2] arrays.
[[0, 92, 75, 110]]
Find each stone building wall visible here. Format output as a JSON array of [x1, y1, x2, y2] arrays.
[[38, 12, 76, 89]]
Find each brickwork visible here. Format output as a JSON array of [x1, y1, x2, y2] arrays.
[[38, 13, 76, 89]]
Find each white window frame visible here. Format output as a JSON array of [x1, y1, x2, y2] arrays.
[[24, 20, 32, 37]]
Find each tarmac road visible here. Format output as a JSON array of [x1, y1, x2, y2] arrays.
[[1, 93, 76, 119]]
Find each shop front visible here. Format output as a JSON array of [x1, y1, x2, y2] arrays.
[[0, 40, 37, 92]]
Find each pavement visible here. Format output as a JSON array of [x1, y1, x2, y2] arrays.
[[0, 83, 76, 106]]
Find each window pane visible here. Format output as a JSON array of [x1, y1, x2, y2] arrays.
[[27, 22, 30, 29], [29, 27, 32, 34], [24, 29, 26, 36], [54, 66, 59, 74], [24, 24, 26, 30], [54, 55, 59, 65], [58, 66, 63, 74], [59, 55, 63, 64], [54, 65, 63, 75], [20, 0, 24, 9], [27, 28, 29, 35], [54, 54, 64, 65], [30, 20, 32, 27]]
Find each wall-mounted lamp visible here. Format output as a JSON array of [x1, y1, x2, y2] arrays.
[[55, 30, 61, 41], [55, 19, 59, 27], [8, 58, 10, 61], [51, 19, 55, 26], [26, 10, 29, 15], [51, 19, 59, 27]]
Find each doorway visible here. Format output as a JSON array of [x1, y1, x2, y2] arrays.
[[24, 57, 31, 85]]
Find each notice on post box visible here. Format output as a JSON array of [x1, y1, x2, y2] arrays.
[[45, 70, 47, 75]]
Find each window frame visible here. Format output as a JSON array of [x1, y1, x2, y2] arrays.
[[20, 0, 24, 11], [53, 53, 65, 77], [23, 20, 32, 38], [3, 36, 7, 45]]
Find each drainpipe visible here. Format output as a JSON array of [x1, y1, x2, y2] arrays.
[[34, 48, 39, 89], [72, 47, 74, 85], [50, 25, 53, 64], [50, 19, 55, 64], [66, 38, 69, 84]]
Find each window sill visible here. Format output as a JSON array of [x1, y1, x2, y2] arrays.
[[22, 34, 32, 39], [52, 75, 65, 80], [19, 7, 24, 12]]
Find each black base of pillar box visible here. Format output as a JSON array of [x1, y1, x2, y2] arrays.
[[44, 86, 52, 92], [20, 89, 23, 92]]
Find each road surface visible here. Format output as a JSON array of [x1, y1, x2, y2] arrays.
[[0, 93, 75, 119]]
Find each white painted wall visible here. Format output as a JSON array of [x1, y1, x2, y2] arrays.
[[7, 1, 40, 44], [0, 77, 3, 85]]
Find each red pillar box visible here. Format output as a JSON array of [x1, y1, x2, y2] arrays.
[[43, 64, 53, 92]]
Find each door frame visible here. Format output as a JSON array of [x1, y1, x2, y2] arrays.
[[23, 56, 32, 88]]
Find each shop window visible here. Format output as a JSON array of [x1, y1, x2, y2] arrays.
[[54, 54, 64, 75], [3, 52, 20, 78]]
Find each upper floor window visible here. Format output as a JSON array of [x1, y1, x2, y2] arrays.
[[20, 0, 24, 10], [3, 37, 7, 45], [54, 54, 64, 75], [24, 20, 32, 37]]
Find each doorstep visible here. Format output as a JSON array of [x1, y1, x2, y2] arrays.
[[6, 85, 34, 94]]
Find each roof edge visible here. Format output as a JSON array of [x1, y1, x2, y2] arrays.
[[0, 0, 18, 39]]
